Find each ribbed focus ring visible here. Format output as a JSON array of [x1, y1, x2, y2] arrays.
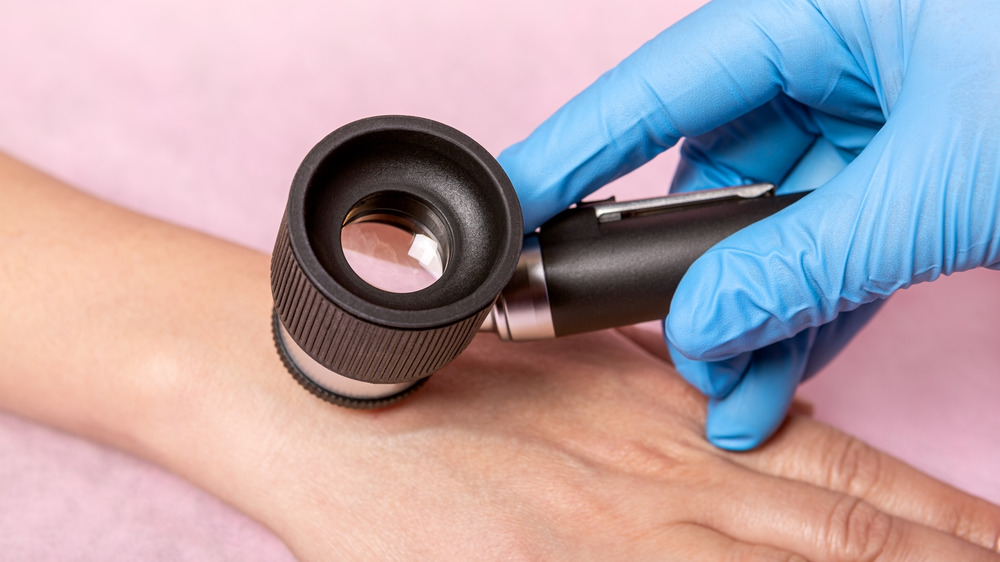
[[271, 214, 490, 385]]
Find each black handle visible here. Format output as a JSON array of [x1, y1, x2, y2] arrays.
[[537, 191, 808, 337]]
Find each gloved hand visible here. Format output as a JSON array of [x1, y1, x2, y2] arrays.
[[497, 0, 1000, 450]]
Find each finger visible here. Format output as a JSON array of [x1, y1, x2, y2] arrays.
[[778, 119, 878, 193], [655, 523, 806, 562], [732, 415, 1000, 553], [670, 301, 883, 450], [667, 326, 816, 450], [700, 463, 1000, 561], [498, 0, 875, 230], [667, 342, 751, 398], [702, 334, 812, 451], [668, 299, 881, 401], [800, 300, 884, 380]]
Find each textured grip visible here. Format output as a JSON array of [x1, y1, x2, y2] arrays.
[[271, 308, 430, 407], [271, 213, 490, 384]]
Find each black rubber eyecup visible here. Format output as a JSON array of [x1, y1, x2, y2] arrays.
[[270, 116, 523, 406]]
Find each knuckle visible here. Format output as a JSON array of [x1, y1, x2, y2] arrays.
[[970, 510, 1000, 553], [937, 497, 1000, 551], [824, 495, 899, 561], [825, 436, 884, 498], [942, 506, 975, 545]]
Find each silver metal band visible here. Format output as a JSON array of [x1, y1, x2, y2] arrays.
[[484, 235, 556, 341], [276, 319, 417, 400]]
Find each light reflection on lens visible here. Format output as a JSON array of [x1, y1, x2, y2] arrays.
[[341, 220, 444, 293]]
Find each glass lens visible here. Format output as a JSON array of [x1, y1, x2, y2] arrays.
[[341, 219, 444, 293]]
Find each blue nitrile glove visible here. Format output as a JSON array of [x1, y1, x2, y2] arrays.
[[497, 0, 1000, 450]]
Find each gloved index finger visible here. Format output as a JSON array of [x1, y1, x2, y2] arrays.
[[498, 0, 870, 231]]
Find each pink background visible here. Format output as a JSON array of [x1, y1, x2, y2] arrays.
[[0, 1, 996, 558]]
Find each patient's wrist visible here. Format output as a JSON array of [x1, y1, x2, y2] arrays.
[[121, 252, 384, 542]]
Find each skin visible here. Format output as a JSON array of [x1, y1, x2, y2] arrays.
[[0, 152, 998, 560]]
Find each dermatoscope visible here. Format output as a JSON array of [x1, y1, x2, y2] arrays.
[[270, 115, 805, 407]]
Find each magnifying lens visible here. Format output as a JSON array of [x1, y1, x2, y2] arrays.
[[271, 115, 805, 408]]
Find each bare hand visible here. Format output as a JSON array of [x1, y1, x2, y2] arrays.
[[1, 154, 997, 560]]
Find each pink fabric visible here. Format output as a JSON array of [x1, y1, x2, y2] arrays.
[[0, 0, 996, 558]]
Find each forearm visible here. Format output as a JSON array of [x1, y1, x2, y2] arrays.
[[0, 153, 341, 537], [0, 152, 183, 439]]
